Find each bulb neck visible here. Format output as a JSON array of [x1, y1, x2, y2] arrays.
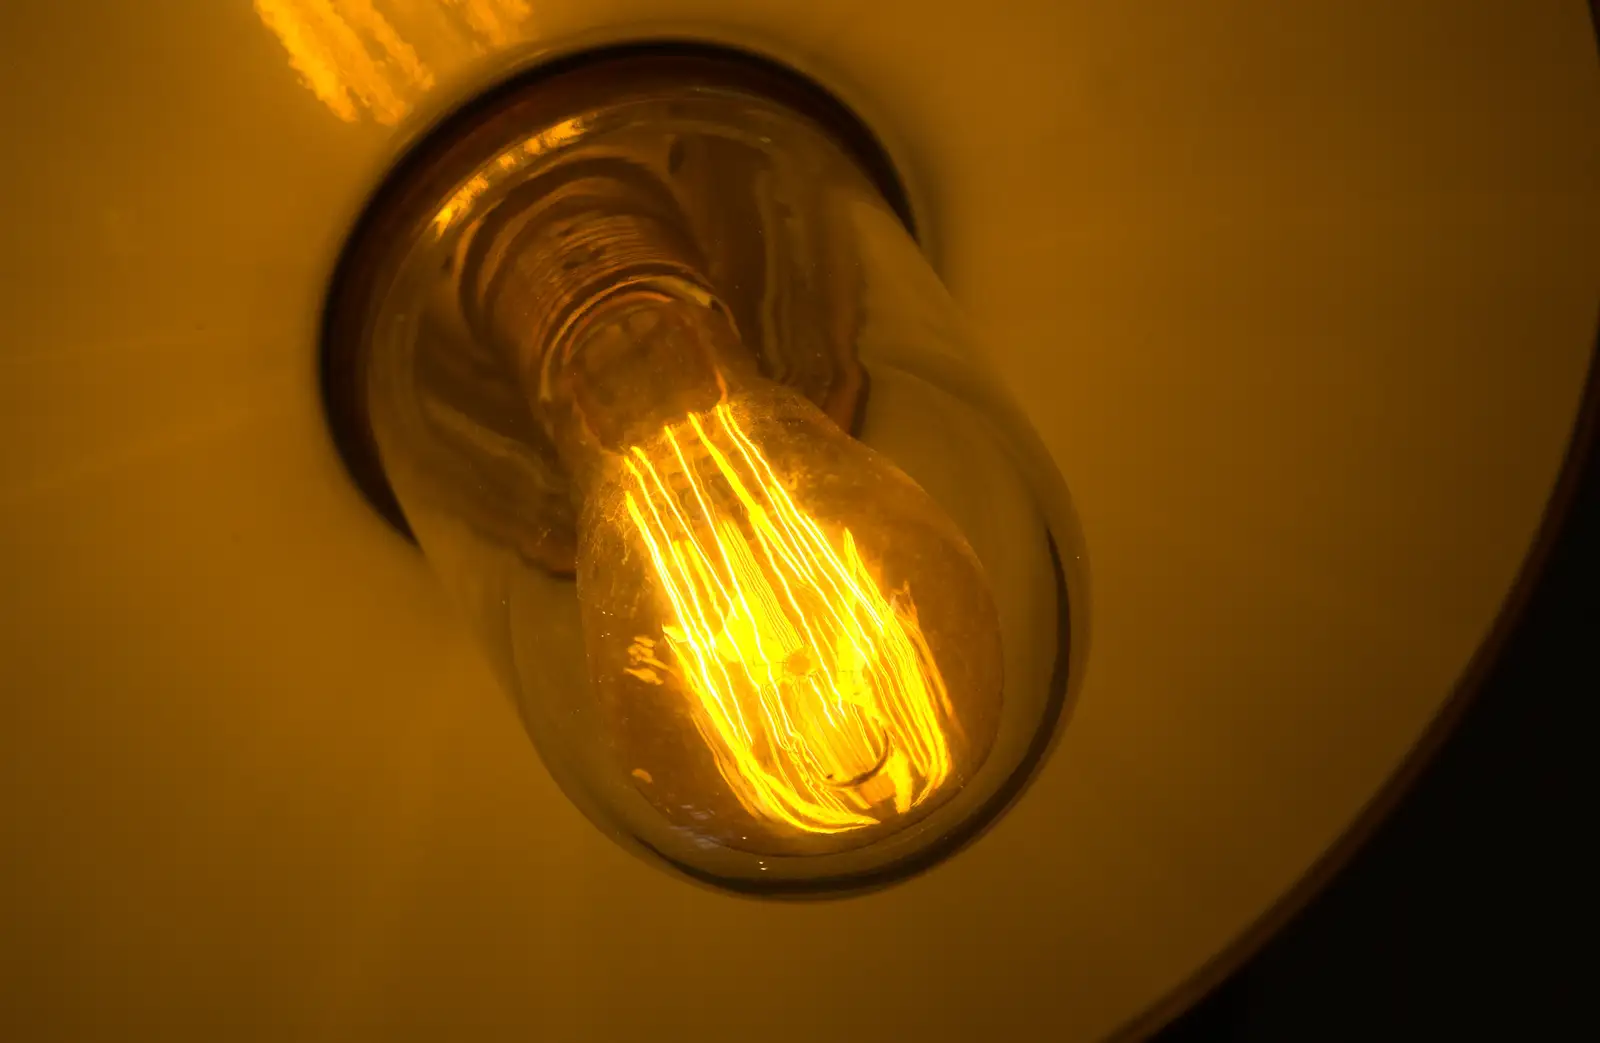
[[461, 164, 770, 483], [541, 288, 765, 473]]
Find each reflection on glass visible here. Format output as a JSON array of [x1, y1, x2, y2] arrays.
[[253, 0, 531, 125]]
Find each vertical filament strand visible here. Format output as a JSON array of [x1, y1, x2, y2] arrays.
[[622, 403, 955, 834]]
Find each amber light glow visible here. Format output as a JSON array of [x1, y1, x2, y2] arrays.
[[620, 403, 958, 835], [252, 0, 531, 125]]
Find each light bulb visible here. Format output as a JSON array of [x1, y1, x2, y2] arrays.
[[325, 47, 1084, 892], [536, 289, 1003, 856]]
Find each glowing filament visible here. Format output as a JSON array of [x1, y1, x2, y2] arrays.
[[622, 403, 957, 834]]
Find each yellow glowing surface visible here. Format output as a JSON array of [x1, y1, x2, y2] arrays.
[[621, 404, 957, 835], [253, 0, 531, 125]]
